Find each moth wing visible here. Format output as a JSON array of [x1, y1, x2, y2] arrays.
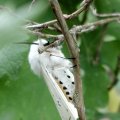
[[40, 63, 79, 120], [52, 68, 75, 102]]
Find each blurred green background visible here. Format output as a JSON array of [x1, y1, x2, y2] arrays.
[[0, 0, 120, 120]]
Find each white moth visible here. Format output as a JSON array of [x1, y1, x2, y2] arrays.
[[28, 39, 79, 120]]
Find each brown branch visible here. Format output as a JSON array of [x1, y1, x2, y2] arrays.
[[48, 0, 86, 120], [26, 0, 93, 29]]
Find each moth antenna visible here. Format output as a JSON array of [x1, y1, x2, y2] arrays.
[[15, 42, 39, 45]]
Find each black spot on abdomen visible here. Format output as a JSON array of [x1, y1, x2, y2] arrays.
[[67, 75, 71, 78], [66, 92, 69, 95], [63, 86, 67, 90], [72, 82, 74, 84], [69, 97, 72, 100], [59, 81, 63, 84]]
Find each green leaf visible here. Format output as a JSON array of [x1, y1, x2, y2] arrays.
[[0, 44, 28, 80], [0, 51, 61, 120], [101, 40, 120, 69], [80, 29, 110, 119], [95, 0, 120, 13], [83, 65, 109, 108], [0, 12, 29, 49], [104, 34, 116, 42], [96, 112, 120, 120]]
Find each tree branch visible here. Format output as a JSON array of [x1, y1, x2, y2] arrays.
[[48, 0, 86, 120]]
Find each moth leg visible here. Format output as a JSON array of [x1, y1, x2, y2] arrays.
[[50, 54, 76, 60], [70, 65, 77, 68], [65, 57, 76, 60]]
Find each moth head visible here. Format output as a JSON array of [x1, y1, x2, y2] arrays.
[[39, 39, 49, 47]]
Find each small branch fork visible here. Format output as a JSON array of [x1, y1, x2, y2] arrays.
[[25, 4, 120, 51], [28, 17, 119, 53], [25, 1, 120, 53], [26, 0, 93, 29]]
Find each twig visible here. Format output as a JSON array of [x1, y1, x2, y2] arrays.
[[90, 6, 120, 18], [71, 17, 119, 34], [66, 0, 93, 19], [26, 0, 93, 29], [28, 17, 120, 52], [25, 19, 58, 29], [28, 0, 36, 12], [50, 23, 62, 32], [108, 55, 120, 90], [28, 30, 63, 39], [49, 0, 86, 120]]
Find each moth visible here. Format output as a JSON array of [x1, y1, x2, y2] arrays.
[[28, 39, 79, 120]]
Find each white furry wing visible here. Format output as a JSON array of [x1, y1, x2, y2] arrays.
[[40, 62, 79, 120], [52, 68, 75, 102], [28, 41, 41, 76]]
